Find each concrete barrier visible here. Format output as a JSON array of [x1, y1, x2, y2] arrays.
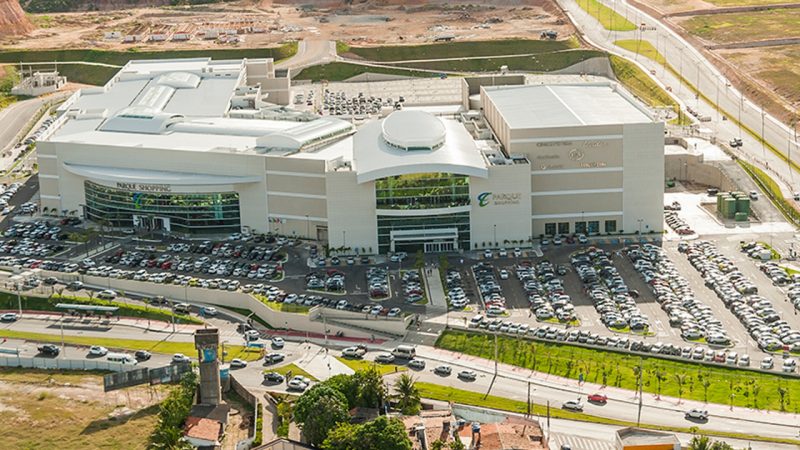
[[0, 355, 131, 372]]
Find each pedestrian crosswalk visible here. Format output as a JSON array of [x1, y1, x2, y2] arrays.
[[550, 433, 614, 450]]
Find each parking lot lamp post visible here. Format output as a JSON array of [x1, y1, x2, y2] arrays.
[[60, 312, 65, 357], [169, 299, 175, 333], [493, 224, 497, 248], [305, 215, 310, 240], [14, 283, 21, 317]]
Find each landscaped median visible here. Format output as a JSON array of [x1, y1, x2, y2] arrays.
[[253, 294, 311, 314], [574, 0, 637, 31], [335, 356, 407, 376], [415, 382, 800, 446], [267, 363, 318, 381], [0, 329, 263, 361], [436, 330, 800, 412], [0, 291, 202, 324]]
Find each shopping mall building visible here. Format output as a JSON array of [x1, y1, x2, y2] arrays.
[[38, 58, 663, 254]]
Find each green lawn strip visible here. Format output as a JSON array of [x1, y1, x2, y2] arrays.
[[608, 55, 690, 126], [574, 0, 637, 31], [345, 38, 578, 62], [207, 303, 273, 329], [253, 294, 310, 314], [681, 9, 800, 45], [416, 382, 800, 446], [613, 39, 666, 65], [0, 291, 202, 324], [335, 356, 407, 376], [436, 330, 800, 412], [0, 45, 296, 86], [394, 49, 605, 73], [0, 329, 262, 361], [756, 241, 782, 260], [266, 363, 318, 381], [738, 160, 800, 227], [293, 62, 434, 82]]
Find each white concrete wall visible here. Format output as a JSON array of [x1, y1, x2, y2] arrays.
[[325, 170, 378, 253], [622, 122, 665, 234], [469, 163, 532, 249]]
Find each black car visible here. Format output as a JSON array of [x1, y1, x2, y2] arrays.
[[330, 256, 341, 265], [43, 277, 59, 286], [135, 350, 152, 361], [263, 372, 285, 383], [37, 344, 60, 356]]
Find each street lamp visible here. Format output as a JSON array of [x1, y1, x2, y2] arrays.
[[305, 214, 310, 240], [493, 224, 497, 248]]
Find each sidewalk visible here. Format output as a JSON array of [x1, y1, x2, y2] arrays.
[[5, 310, 202, 335], [293, 343, 355, 379], [423, 265, 448, 310]]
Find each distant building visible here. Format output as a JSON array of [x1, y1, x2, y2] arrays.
[[615, 427, 680, 450], [11, 70, 66, 97], [184, 416, 224, 448], [253, 438, 314, 450]]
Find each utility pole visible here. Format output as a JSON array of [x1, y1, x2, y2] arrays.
[[526, 381, 531, 417], [60, 315, 65, 357], [15, 284, 21, 316], [636, 363, 643, 427], [493, 333, 499, 377], [761, 106, 766, 159]]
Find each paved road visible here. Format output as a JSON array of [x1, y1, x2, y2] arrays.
[[0, 97, 46, 154], [558, 0, 800, 195], [276, 40, 336, 71]]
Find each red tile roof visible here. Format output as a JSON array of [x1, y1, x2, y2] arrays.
[[184, 416, 222, 443]]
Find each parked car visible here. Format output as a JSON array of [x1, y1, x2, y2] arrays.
[[407, 359, 426, 370], [271, 337, 285, 348], [135, 350, 151, 361], [37, 344, 60, 356], [341, 346, 366, 358], [374, 353, 395, 364], [172, 353, 191, 363], [264, 353, 285, 364], [287, 378, 308, 391], [0, 312, 18, 322]]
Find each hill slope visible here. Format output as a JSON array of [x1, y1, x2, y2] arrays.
[[0, 0, 34, 36]]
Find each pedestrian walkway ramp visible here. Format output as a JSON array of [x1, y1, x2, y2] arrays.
[[423, 266, 448, 311]]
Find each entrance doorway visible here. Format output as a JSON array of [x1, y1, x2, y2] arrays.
[[390, 228, 459, 254], [133, 215, 171, 232]]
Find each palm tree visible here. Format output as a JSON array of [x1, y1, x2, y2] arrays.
[[778, 386, 788, 411], [394, 373, 421, 415], [702, 378, 711, 403], [675, 374, 687, 404], [688, 435, 712, 450], [654, 369, 666, 399]]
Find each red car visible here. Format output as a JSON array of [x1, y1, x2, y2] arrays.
[[587, 393, 608, 404]]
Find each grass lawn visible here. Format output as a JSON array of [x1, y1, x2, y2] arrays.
[[575, 0, 637, 31], [293, 62, 433, 82], [416, 382, 800, 445], [208, 303, 273, 329], [0, 291, 202, 324], [345, 39, 578, 61], [680, 9, 800, 44], [609, 55, 674, 108], [267, 363, 318, 381], [614, 39, 666, 65], [335, 356, 407, 376], [724, 45, 800, 107], [0, 329, 263, 361], [0, 368, 169, 449], [253, 294, 310, 314], [395, 50, 606, 73], [436, 330, 800, 412]]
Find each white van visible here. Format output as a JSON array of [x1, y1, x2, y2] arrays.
[[391, 345, 416, 360], [107, 353, 137, 365]]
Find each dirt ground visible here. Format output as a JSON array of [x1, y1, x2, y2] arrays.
[[0, 0, 573, 50], [0, 369, 171, 449], [638, 0, 791, 14]]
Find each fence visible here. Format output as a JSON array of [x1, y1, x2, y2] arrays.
[[0, 355, 131, 372]]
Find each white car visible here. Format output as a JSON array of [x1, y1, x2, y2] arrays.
[[387, 307, 402, 317], [201, 306, 217, 316], [341, 346, 365, 358], [782, 358, 797, 373], [172, 353, 191, 363], [761, 356, 774, 369], [562, 400, 583, 411], [434, 365, 452, 376], [685, 409, 709, 421], [499, 269, 509, 280], [457, 370, 477, 381], [408, 359, 426, 370], [271, 337, 285, 348], [287, 379, 308, 392], [245, 329, 260, 340], [89, 346, 108, 356], [229, 358, 247, 368], [96, 289, 117, 300], [0, 312, 18, 322], [737, 355, 750, 367]]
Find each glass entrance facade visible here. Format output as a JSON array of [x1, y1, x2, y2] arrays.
[[377, 212, 470, 254], [84, 181, 241, 234]]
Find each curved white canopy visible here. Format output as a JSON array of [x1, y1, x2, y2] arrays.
[[63, 163, 262, 186]]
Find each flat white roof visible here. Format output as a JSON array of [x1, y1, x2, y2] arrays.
[[483, 83, 652, 129], [353, 113, 488, 183]]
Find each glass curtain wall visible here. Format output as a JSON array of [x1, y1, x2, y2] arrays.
[[377, 212, 470, 254], [84, 181, 241, 233], [375, 173, 470, 210]]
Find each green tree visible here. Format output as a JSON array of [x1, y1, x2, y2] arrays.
[[688, 435, 711, 450], [430, 440, 446, 450], [394, 373, 421, 415], [674, 373, 687, 404], [353, 367, 387, 409], [150, 371, 197, 449], [778, 386, 788, 411], [293, 384, 350, 446], [449, 437, 466, 450], [322, 373, 360, 408], [323, 416, 411, 450]]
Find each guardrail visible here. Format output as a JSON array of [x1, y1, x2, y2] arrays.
[[0, 356, 131, 372]]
